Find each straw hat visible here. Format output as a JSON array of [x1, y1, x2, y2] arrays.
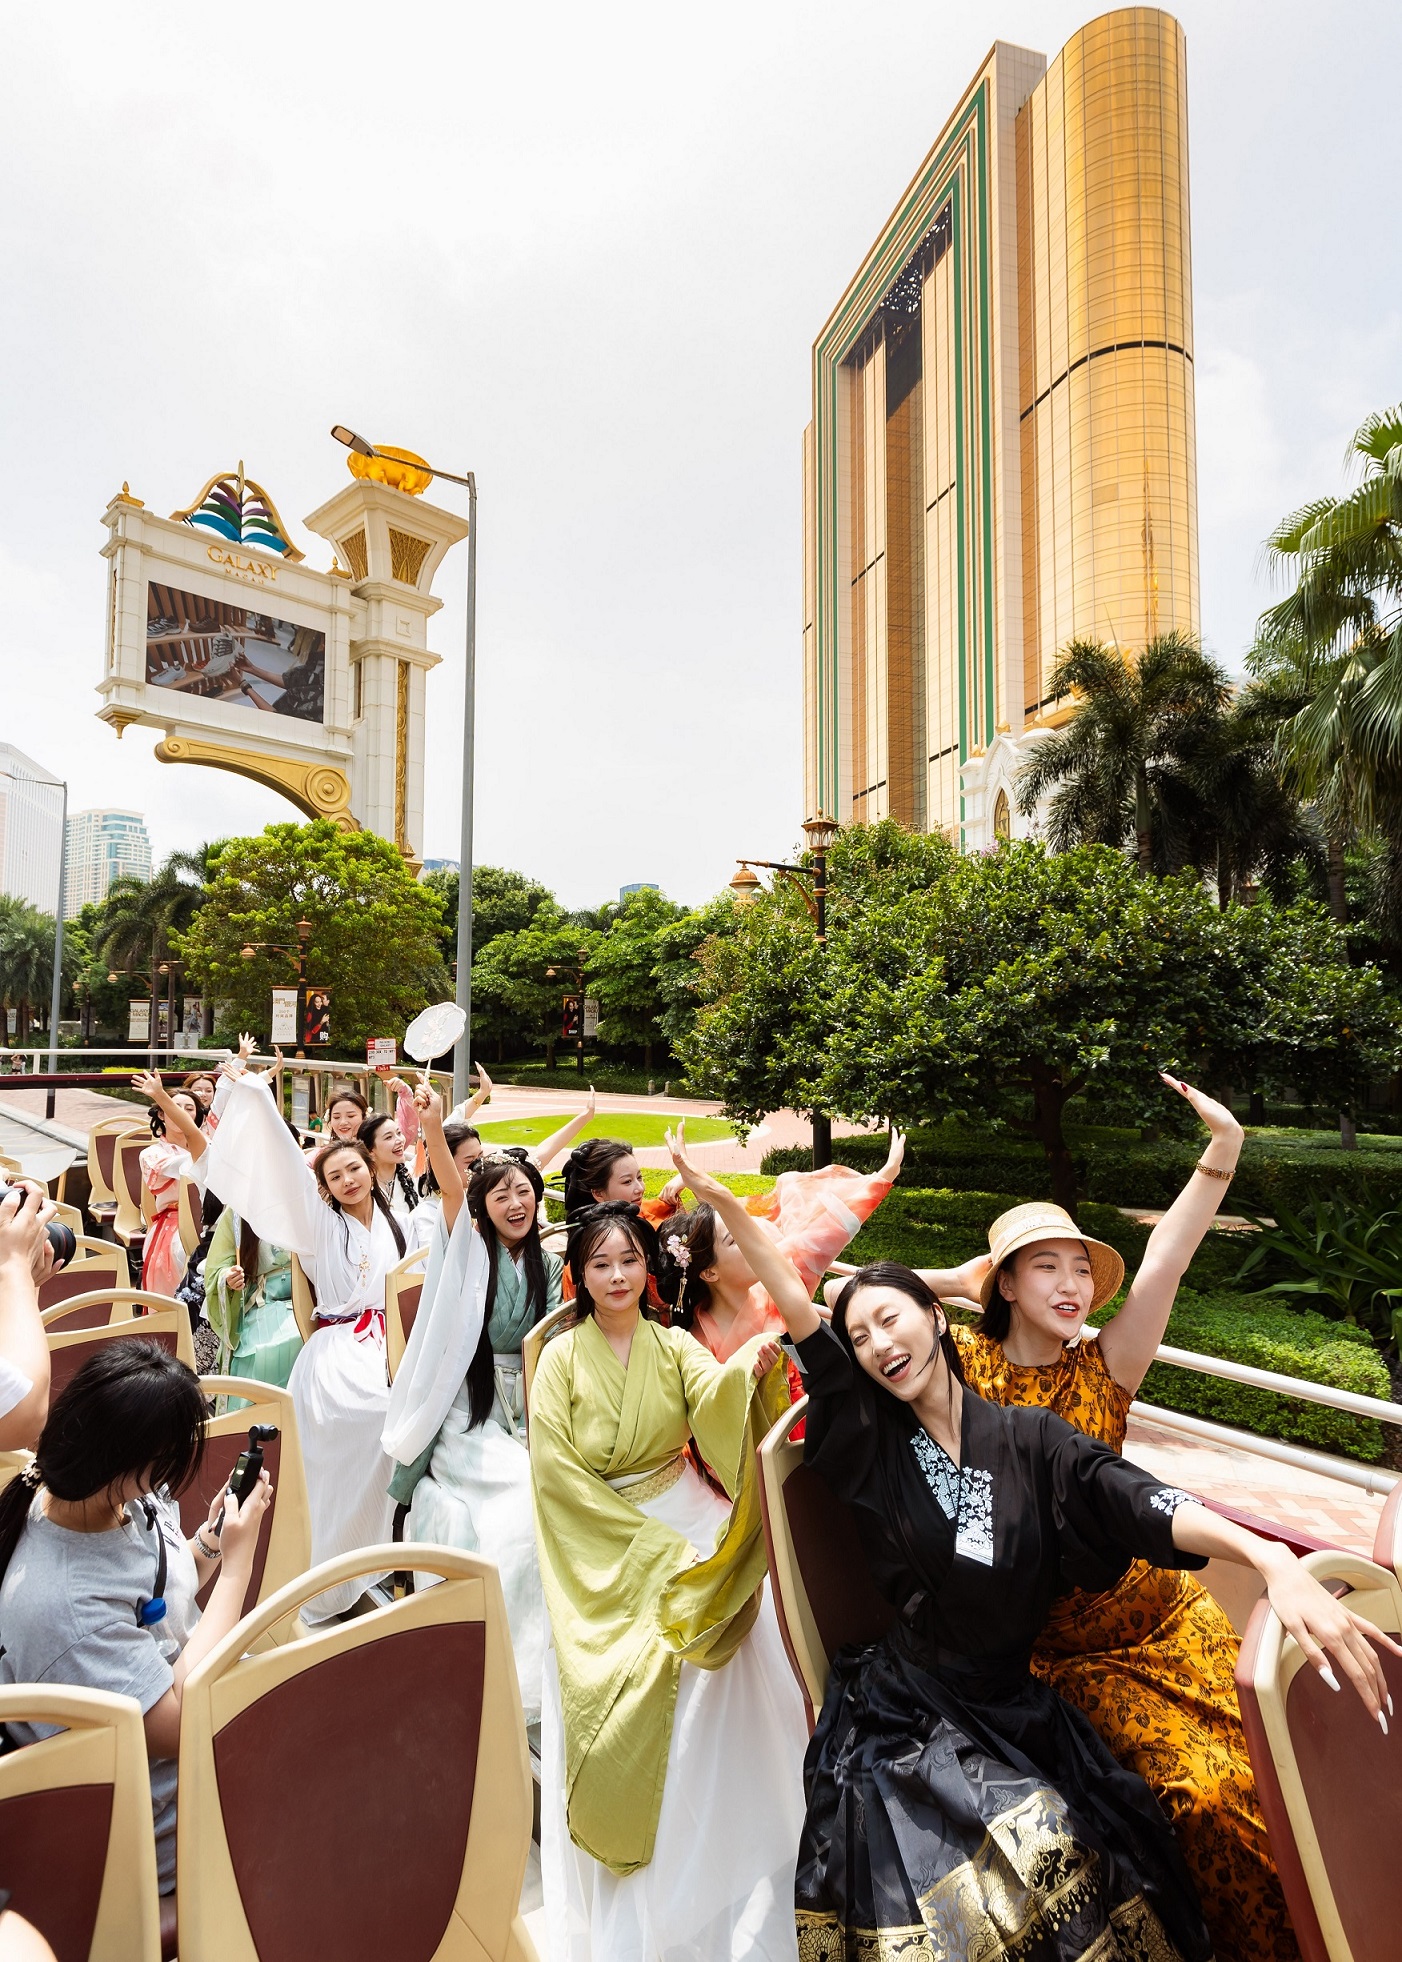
[[979, 1203, 1124, 1314]]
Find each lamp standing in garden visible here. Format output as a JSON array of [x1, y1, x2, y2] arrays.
[[731, 814, 838, 1167], [546, 952, 593, 1076], [331, 426, 478, 1106]]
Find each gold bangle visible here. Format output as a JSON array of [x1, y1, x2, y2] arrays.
[[1194, 1160, 1234, 1182]]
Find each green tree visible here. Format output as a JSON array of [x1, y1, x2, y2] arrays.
[[470, 913, 601, 1066], [1015, 633, 1231, 874], [0, 898, 71, 1040], [678, 821, 960, 1125], [683, 828, 1401, 1215], [174, 821, 448, 1053], [420, 864, 556, 966], [586, 888, 688, 1067], [1253, 401, 1402, 926]]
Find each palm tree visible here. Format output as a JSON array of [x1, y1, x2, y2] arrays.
[[1253, 403, 1402, 923], [1186, 693, 1325, 909], [0, 899, 60, 1041], [1015, 633, 1231, 873], [96, 849, 212, 1047]]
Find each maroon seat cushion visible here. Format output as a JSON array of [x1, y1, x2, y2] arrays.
[[0, 1782, 113, 1962], [177, 1429, 281, 1614], [213, 1621, 486, 1962]]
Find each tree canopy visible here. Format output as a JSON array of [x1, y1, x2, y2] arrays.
[[174, 821, 449, 1051], [681, 824, 1401, 1211]]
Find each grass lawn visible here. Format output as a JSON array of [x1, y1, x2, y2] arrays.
[[478, 1111, 734, 1150]]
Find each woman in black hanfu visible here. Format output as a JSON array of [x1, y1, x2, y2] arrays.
[[664, 1135, 1398, 1962]]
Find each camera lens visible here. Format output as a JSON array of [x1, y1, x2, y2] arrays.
[[46, 1221, 77, 1267]]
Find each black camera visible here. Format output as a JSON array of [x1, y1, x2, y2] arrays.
[[229, 1424, 279, 1506], [0, 1182, 75, 1269]]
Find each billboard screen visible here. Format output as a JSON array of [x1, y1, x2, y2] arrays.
[[145, 581, 325, 723]]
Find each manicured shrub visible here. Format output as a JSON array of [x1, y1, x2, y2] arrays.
[[1128, 1290, 1392, 1464]]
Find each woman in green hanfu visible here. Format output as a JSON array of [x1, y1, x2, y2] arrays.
[[531, 1186, 809, 1962]]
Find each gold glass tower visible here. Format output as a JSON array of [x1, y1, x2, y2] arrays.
[[802, 8, 1198, 847]]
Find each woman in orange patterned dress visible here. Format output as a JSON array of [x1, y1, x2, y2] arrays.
[[863, 1075, 1298, 1962]]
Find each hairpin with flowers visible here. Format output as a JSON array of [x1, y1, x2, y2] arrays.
[[665, 1233, 691, 1272]]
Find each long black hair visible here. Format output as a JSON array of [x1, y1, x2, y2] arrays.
[[0, 1340, 207, 1589], [830, 1262, 966, 1390], [419, 1122, 480, 1198], [655, 1204, 719, 1328], [357, 1114, 419, 1214], [566, 1204, 663, 1322], [462, 1152, 549, 1430], [311, 1139, 406, 1261], [562, 1140, 637, 1218]]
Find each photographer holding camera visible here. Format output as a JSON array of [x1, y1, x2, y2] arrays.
[[0, 1339, 272, 1895], [0, 1182, 61, 1451]]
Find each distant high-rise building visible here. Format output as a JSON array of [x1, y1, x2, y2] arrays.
[[63, 809, 152, 917], [620, 884, 660, 900], [803, 9, 1197, 849], [0, 743, 65, 912]]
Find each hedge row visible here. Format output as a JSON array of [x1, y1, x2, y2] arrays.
[[760, 1128, 1402, 1214], [1127, 1291, 1392, 1465]]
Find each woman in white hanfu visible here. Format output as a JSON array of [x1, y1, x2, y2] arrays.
[[205, 1064, 475, 1620], [383, 1130, 557, 1725]]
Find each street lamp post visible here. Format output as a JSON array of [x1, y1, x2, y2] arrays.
[[331, 426, 478, 1106], [241, 918, 312, 1058], [730, 814, 838, 1169], [545, 953, 592, 1075]]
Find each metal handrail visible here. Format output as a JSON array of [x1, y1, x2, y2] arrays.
[[1153, 1341, 1402, 1428]]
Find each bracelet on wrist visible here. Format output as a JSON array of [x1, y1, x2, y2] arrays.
[[195, 1531, 222, 1561], [1194, 1160, 1234, 1183]]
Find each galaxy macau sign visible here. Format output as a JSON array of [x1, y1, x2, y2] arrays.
[[96, 450, 469, 864]]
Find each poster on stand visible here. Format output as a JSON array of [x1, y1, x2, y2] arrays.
[[270, 990, 298, 1044], [128, 1000, 150, 1043], [365, 1038, 396, 1069], [301, 988, 331, 1047], [181, 998, 204, 1044]]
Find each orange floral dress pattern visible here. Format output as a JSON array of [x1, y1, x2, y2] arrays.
[[952, 1325, 1299, 1962]]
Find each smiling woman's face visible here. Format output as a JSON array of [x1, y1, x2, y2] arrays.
[[319, 1146, 372, 1207], [583, 1224, 648, 1315], [484, 1168, 536, 1245], [327, 1097, 364, 1141], [843, 1284, 943, 1401], [997, 1239, 1095, 1345]]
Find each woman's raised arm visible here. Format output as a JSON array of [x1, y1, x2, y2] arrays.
[[532, 1085, 596, 1173], [202, 1066, 321, 1257], [1098, 1077, 1244, 1394], [131, 1071, 206, 1163], [665, 1123, 822, 1342], [414, 1084, 465, 1232]]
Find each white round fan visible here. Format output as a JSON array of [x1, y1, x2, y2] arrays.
[[404, 1001, 467, 1063]]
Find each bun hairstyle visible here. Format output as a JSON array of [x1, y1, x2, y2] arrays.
[[459, 1152, 549, 1429], [419, 1121, 480, 1198], [357, 1114, 419, 1215], [312, 1138, 406, 1260], [831, 1262, 965, 1388], [655, 1204, 718, 1328], [562, 1140, 637, 1218], [0, 1339, 206, 1589], [148, 1090, 206, 1139], [566, 1203, 662, 1321]]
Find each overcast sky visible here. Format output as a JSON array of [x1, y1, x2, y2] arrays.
[[3, 2, 1399, 909]]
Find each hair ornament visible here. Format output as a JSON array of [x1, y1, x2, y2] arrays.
[[664, 1233, 691, 1271], [19, 1462, 41, 1488]]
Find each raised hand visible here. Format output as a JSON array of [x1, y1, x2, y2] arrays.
[[1158, 1074, 1243, 1147], [879, 1128, 906, 1183], [665, 1121, 724, 1203], [132, 1069, 163, 1100], [753, 1337, 782, 1381], [237, 1031, 257, 1061], [473, 1061, 494, 1105]]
